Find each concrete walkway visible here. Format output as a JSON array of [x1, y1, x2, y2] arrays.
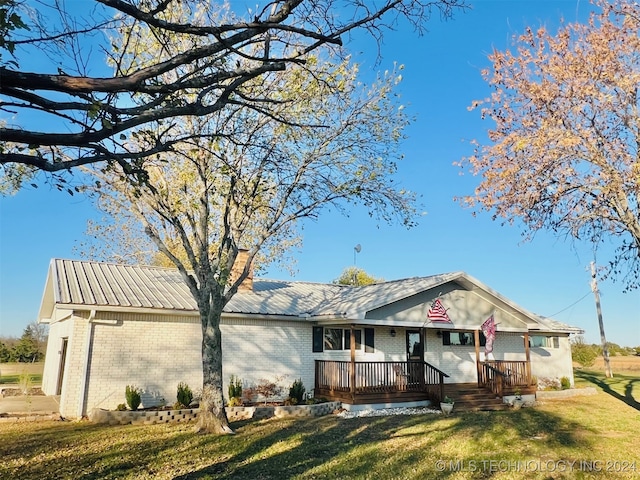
[[0, 385, 60, 415]]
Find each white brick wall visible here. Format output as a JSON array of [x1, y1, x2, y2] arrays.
[[59, 316, 89, 418], [43, 310, 576, 418], [84, 313, 202, 415], [530, 335, 575, 386], [222, 318, 313, 400]]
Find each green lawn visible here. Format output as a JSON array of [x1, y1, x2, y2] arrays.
[[1, 370, 638, 480], [574, 368, 640, 410], [0, 362, 44, 385], [0, 373, 43, 385]]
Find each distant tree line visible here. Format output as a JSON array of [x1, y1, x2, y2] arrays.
[[571, 336, 639, 368], [0, 323, 47, 363]]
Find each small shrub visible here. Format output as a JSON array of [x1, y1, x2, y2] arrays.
[[228, 375, 243, 400], [289, 378, 306, 404], [284, 397, 298, 406], [116, 403, 127, 411], [228, 396, 243, 407], [125, 385, 141, 411], [560, 376, 571, 390], [176, 382, 193, 408]]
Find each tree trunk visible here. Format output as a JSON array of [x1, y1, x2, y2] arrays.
[[195, 305, 233, 434]]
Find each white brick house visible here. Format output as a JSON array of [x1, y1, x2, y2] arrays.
[[38, 258, 582, 418]]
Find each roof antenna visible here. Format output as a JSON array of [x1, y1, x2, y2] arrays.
[[353, 244, 361, 286]]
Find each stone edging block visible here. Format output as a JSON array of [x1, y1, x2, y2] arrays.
[[89, 401, 342, 425]]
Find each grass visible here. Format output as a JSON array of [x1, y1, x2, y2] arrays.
[[0, 363, 44, 385], [0, 373, 43, 385], [1, 367, 639, 480]]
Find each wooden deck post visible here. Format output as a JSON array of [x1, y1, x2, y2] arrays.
[[350, 324, 356, 402], [474, 329, 481, 387], [524, 331, 532, 385]]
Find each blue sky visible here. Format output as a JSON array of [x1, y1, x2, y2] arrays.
[[0, 0, 638, 346]]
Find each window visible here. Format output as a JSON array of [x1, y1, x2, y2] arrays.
[[442, 331, 486, 347], [313, 327, 374, 352], [529, 335, 559, 348], [324, 328, 343, 350]]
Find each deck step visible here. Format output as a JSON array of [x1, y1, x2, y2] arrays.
[[443, 384, 511, 413]]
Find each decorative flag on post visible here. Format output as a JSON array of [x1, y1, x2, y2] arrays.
[[427, 298, 452, 323], [481, 314, 497, 355]]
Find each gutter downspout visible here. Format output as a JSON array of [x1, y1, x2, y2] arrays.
[[77, 309, 96, 419]]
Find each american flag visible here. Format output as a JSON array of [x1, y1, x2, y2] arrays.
[[481, 314, 497, 355], [427, 298, 452, 323]]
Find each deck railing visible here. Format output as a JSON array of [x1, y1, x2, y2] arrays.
[[315, 360, 449, 403], [479, 360, 532, 396]]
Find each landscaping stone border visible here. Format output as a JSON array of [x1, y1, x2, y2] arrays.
[[0, 413, 62, 423], [89, 401, 341, 426], [90, 407, 199, 426], [226, 401, 341, 421]]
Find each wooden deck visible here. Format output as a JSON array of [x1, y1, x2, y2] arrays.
[[314, 359, 534, 407], [314, 360, 448, 405], [478, 360, 534, 397]]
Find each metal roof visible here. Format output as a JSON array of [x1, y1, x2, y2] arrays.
[[40, 259, 582, 334], [45, 259, 345, 317], [311, 273, 463, 317]]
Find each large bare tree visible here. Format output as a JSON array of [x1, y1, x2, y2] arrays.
[[1, 0, 465, 186], [460, 0, 640, 291], [86, 51, 417, 433]]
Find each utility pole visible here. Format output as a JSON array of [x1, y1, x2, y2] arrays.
[[590, 261, 613, 378]]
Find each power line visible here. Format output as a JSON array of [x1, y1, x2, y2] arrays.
[[544, 291, 592, 318]]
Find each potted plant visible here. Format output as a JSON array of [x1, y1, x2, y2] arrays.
[[512, 388, 524, 409], [440, 396, 454, 415]]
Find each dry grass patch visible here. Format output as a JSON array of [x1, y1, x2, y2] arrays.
[[597, 355, 640, 371], [576, 355, 640, 372]]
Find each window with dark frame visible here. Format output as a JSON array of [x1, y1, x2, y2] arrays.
[[442, 331, 487, 347], [312, 327, 374, 352]]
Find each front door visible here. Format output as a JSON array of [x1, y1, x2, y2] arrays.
[[406, 330, 423, 361], [406, 330, 424, 387]]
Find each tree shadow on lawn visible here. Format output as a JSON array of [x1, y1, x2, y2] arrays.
[[173, 407, 591, 480], [575, 369, 640, 411]]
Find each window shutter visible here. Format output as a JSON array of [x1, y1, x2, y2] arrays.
[[312, 326, 323, 352], [442, 331, 451, 346], [364, 328, 374, 353]]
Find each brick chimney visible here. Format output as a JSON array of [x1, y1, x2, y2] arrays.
[[230, 249, 253, 292]]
